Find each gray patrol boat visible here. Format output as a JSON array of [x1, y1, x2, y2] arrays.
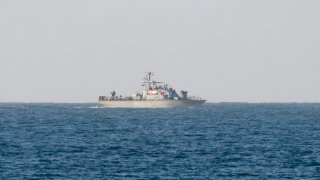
[[99, 72, 206, 108]]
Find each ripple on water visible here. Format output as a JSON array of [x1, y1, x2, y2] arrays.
[[0, 103, 320, 179]]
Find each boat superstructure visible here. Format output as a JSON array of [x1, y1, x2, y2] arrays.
[[98, 72, 206, 108]]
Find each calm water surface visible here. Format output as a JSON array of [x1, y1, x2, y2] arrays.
[[0, 103, 320, 179]]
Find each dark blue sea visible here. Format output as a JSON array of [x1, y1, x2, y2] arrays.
[[1, 103, 320, 179]]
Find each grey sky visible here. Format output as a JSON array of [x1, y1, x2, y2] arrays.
[[1, 0, 319, 103]]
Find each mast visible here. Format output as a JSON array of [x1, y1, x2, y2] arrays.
[[145, 72, 153, 88], [142, 72, 163, 90]]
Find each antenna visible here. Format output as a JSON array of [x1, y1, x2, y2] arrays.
[[142, 72, 163, 89], [144, 72, 154, 81]]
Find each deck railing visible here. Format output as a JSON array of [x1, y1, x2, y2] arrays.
[[99, 96, 204, 101]]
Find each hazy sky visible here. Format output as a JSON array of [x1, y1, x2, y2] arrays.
[[1, 0, 320, 103]]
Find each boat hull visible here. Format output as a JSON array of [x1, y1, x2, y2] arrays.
[[99, 100, 206, 108]]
